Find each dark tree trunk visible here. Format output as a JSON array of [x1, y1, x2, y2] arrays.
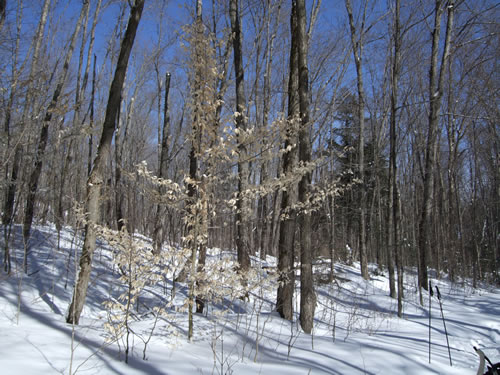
[[345, 0, 369, 280], [388, 0, 401, 309], [0, 0, 5, 31], [3, 0, 50, 265], [67, 0, 145, 325], [114, 95, 125, 232], [22, 1, 89, 272], [418, 0, 454, 291], [296, 0, 316, 334], [88, 55, 96, 177], [153, 72, 171, 254], [276, 3, 299, 321], [230, 0, 251, 275]]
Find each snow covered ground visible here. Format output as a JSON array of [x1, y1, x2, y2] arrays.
[[0, 224, 498, 374]]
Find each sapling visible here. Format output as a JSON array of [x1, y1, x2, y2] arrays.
[[98, 225, 164, 363]]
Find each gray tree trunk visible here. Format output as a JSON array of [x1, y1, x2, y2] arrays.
[[276, 3, 299, 321], [345, 0, 369, 280], [67, 0, 145, 325], [3, 0, 50, 235], [88, 54, 96, 177], [230, 0, 251, 275], [296, 0, 316, 334], [114, 95, 125, 231], [393, 0, 403, 316], [387, 0, 400, 302], [388, 0, 404, 317], [23, 0, 89, 271], [0, 0, 5, 31], [418, 0, 454, 291], [152, 72, 171, 254]]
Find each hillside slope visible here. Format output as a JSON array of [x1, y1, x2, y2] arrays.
[[0, 224, 498, 374]]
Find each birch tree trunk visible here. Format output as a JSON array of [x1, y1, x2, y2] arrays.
[[67, 0, 145, 325]]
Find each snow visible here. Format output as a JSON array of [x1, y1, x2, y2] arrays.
[[0, 224, 498, 374]]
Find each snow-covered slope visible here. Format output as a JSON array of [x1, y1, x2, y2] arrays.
[[0, 224, 498, 374]]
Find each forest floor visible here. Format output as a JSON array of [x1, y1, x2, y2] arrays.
[[0, 224, 498, 374]]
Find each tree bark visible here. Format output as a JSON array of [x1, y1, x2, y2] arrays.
[[67, 0, 145, 325], [345, 0, 369, 280], [114, 95, 125, 231], [230, 0, 251, 275], [276, 3, 300, 321], [3, 0, 50, 233], [296, 0, 316, 334], [258, 0, 282, 261], [388, 0, 402, 314], [152, 72, 171, 254], [88, 54, 96, 177], [0, 0, 6, 32]]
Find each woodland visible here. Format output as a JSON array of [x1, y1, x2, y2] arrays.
[[0, 0, 498, 343]]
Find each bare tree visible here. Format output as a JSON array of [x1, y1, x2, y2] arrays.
[[3, 0, 50, 260], [22, 1, 89, 272], [276, 2, 300, 321], [418, 0, 455, 291], [230, 0, 251, 280], [388, 0, 403, 316], [152, 72, 171, 254], [296, 0, 317, 334], [345, 0, 369, 280], [2, 0, 24, 273], [260, 1, 284, 261], [67, 0, 145, 325]]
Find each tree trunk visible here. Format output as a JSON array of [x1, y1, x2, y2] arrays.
[[22, 1, 89, 272], [0, 0, 5, 31], [67, 0, 145, 325], [345, 0, 369, 280], [276, 3, 300, 321], [230, 0, 251, 276], [418, 0, 454, 291], [260, 1, 282, 261], [3, 0, 50, 237], [88, 54, 96, 176], [328, 194, 336, 281], [152, 72, 171, 254], [388, 0, 402, 313], [389, 97, 406, 310], [295, 0, 316, 334], [114, 95, 125, 231]]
